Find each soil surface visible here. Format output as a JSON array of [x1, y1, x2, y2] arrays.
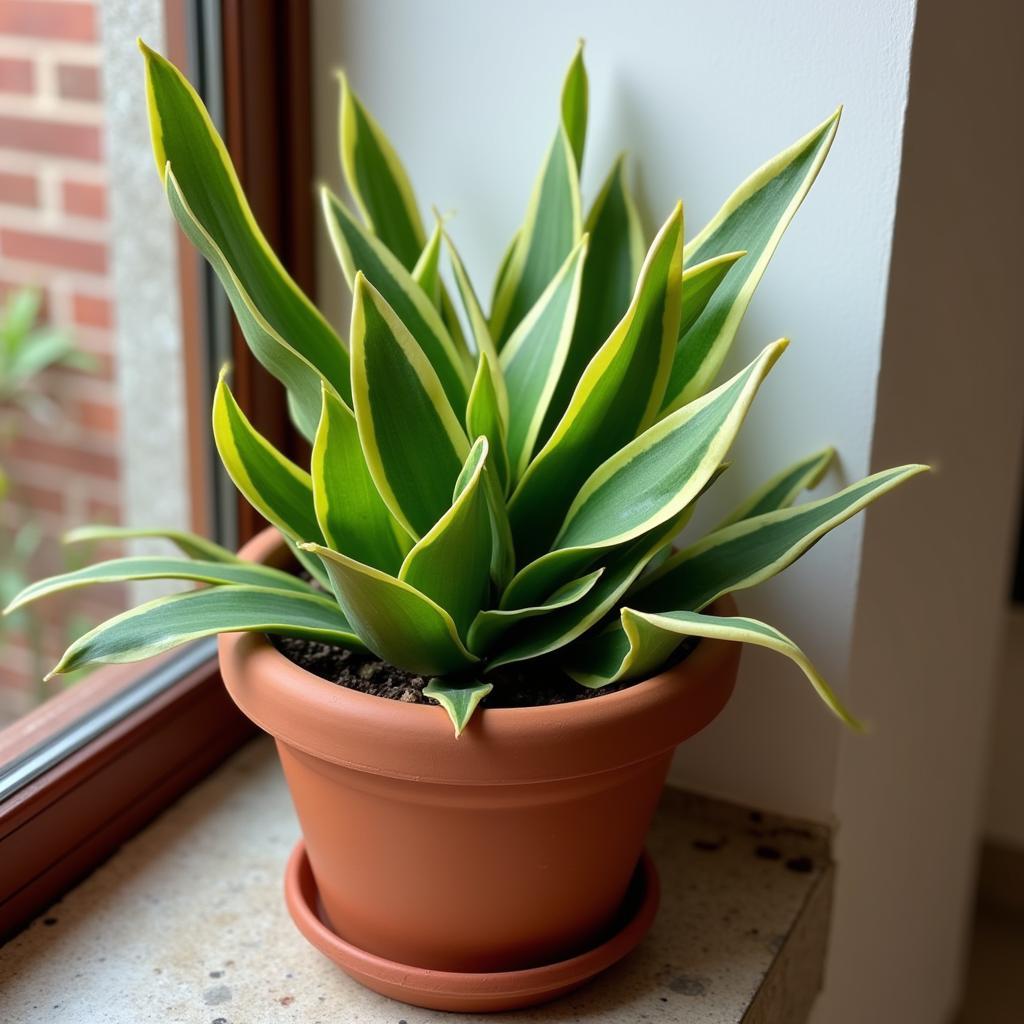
[[270, 633, 697, 710]]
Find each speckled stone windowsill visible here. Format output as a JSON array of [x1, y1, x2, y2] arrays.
[[0, 738, 832, 1023]]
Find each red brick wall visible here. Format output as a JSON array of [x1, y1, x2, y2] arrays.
[[0, 0, 125, 717]]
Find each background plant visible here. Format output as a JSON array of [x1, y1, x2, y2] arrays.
[[0, 288, 98, 698], [4, 43, 925, 733]]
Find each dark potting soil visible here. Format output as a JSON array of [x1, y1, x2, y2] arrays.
[[270, 633, 698, 710]]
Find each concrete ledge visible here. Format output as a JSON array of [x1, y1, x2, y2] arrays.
[[0, 738, 832, 1022]]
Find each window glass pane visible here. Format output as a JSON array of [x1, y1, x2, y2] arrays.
[[0, 1, 200, 730]]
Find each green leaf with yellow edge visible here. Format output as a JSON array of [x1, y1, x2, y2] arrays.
[[716, 446, 835, 529], [213, 372, 323, 546], [62, 525, 240, 563], [481, 450, 516, 592], [338, 71, 426, 270], [141, 42, 350, 433], [312, 385, 411, 574], [445, 229, 508, 418], [466, 352, 510, 495], [423, 678, 493, 736], [47, 585, 363, 678], [489, 228, 521, 327], [565, 609, 863, 730], [560, 40, 588, 171], [164, 169, 342, 441], [411, 220, 443, 307], [399, 438, 492, 638], [350, 274, 470, 539], [507, 203, 684, 562], [489, 51, 584, 346], [538, 154, 645, 446], [633, 464, 928, 614], [446, 231, 495, 356], [463, 352, 516, 589], [500, 236, 588, 480], [502, 341, 784, 610], [468, 568, 603, 655], [487, 513, 687, 670], [302, 542, 477, 676], [661, 110, 841, 414], [504, 461, 736, 620], [679, 250, 746, 337], [322, 188, 470, 412], [426, 212, 473, 358], [556, 340, 787, 550], [4, 556, 312, 615]]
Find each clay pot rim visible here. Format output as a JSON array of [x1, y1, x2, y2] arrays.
[[218, 527, 739, 785]]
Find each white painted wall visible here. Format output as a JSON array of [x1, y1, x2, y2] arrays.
[[311, 2, 1024, 1021], [312, 0, 916, 820], [815, 1, 1024, 1018]]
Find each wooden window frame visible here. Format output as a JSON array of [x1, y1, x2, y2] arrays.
[[0, 0, 315, 940]]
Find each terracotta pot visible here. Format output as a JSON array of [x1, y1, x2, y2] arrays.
[[218, 527, 739, 979]]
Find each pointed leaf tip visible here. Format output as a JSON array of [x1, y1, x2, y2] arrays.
[[424, 678, 492, 736]]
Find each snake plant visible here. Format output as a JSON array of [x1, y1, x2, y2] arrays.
[[4, 42, 926, 734]]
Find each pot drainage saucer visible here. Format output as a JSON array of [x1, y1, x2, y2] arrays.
[[284, 839, 660, 1013]]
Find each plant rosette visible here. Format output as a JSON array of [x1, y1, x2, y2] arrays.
[[4, 38, 927, 1013]]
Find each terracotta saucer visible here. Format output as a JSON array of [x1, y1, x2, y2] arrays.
[[284, 839, 660, 1013]]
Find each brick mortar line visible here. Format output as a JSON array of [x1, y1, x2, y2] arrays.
[[2, 459, 122, 490], [0, 97, 105, 124], [0, 150, 108, 181], [6, 427, 123, 456], [0, 203, 112, 239], [0, 39, 102, 63], [0, 257, 111, 290]]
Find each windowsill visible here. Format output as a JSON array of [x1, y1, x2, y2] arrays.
[[0, 737, 832, 1022]]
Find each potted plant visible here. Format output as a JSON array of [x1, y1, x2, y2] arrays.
[[5, 41, 925, 1012]]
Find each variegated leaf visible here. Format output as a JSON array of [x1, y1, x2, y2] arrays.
[[488, 514, 687, 670], [303, 542, 477, 676], [338, 72, 426, 270], [467, 568, 603, 655], [500, 236, 588, 479], [634, 464, 928, 612], [142, 43, 349, 436], [565, 608, 862, 729], [47, 586, 363, 677], [538, 154, 645, 446], [466, 352, 511, 495], [322, 188, 470, 412], [508, 203, 684, 562], [411, 220, 443, 306], [501, 341, 782, 610], [399, 438, 492, 638], [62, 525, 240, 564], [489, 51, 584, 345], [423, 678, 493, 736], [213, 372, 322, 546], [661, 110, 840, 413], [716, 446, 835, 529], [560, 40, 588, 171], [679, 250, 746, 337], [349, 274, 470, 539], [4, 556, 312, 614], [312, 385, 411, 573]]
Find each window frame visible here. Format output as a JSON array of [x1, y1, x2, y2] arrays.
[[0, 0, 315, 940]]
